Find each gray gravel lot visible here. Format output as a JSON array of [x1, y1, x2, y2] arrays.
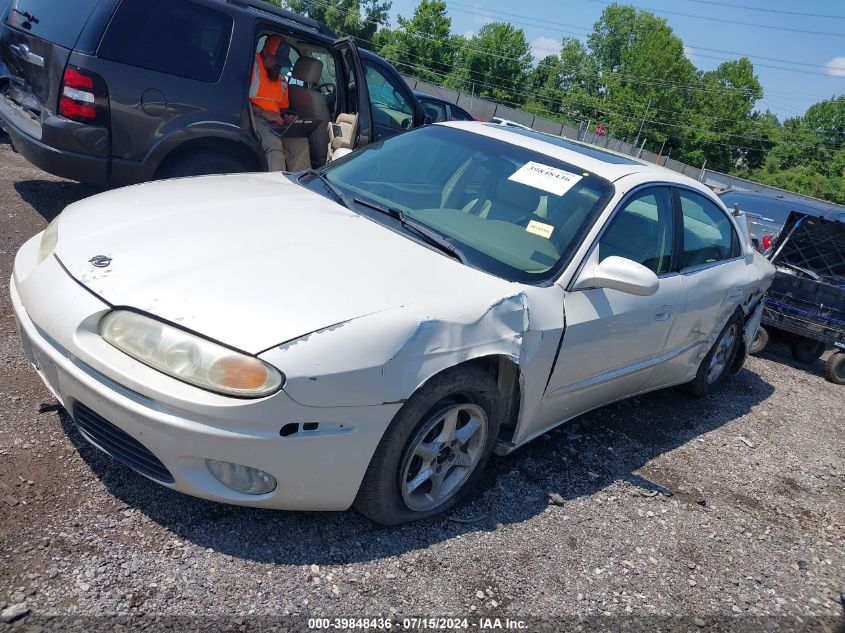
[[0, 131, 843, 632]]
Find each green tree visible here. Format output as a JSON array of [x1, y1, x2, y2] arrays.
[[284, 0, 391, 43], [682, 58, 765, 171], [586, 5, 697, 149], [377, 0, 454, 82], [752, 96, 845, 203], [446, 22, 533, 106]]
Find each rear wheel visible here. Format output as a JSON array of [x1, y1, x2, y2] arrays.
[[749, 326, 769, 355], [354, 366, 500, 525], [790, 337, 825, 364], [157, 151, 252, 179], [683, 313, 743, 397], [823, 352, 845, 385]]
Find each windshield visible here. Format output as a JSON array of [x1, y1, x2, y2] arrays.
[[321, 125, 613, 283]]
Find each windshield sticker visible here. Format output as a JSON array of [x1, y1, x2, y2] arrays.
[[508, 161, 583, 197], [526, 220, 554, 239]]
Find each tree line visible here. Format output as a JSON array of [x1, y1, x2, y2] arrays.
[[280, 0, 845, 204]]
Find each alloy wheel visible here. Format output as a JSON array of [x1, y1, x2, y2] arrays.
[[707, 323, 739, 384], [399, 402, 488, 512]]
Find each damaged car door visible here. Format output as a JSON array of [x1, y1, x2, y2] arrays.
[[542, 186, 683, 424]]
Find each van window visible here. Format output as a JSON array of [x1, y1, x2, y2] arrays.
[[4, 0, 100, 49], [98, 0, 232, 83]]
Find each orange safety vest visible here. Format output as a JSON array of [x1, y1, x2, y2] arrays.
[[249, 53, 289, 113]]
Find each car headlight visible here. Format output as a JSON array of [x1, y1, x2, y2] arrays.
[[37, 217, 59, 264], [99, 310, 284, 398]]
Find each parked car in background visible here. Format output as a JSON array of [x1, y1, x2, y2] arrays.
[[12, 122, 774, 524], [718, 190, 845, 253], [0, 0, 426, 188], [414, 91, 474, 122], [489, 116, 532, 130]]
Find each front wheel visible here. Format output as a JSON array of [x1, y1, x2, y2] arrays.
[[683, 313, 743, 397], [354, 366, 500, 525], [824, 352, 845, 385]]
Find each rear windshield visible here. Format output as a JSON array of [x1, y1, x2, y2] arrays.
[[97, 0, 232, 83], [4, 0, 100, 49]]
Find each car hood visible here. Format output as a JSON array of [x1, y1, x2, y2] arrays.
[[55, 172, 513, 353]]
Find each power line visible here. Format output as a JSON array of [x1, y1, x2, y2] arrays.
[[678, 0, 845, 20], [586, 0, 845, 38], [445, 0, 843, 74], [292, 0, 841, 149]]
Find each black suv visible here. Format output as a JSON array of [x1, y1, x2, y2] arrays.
[[0, 0, 427, 187]]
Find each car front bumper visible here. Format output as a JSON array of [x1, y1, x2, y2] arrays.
[[10, 236, 399, 511]]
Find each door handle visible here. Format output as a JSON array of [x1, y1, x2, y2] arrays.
[[10, 43, 44, 67], [654, 305, 673, 321]]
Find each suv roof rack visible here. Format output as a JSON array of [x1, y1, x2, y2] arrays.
[[226, 0, 336, 37]]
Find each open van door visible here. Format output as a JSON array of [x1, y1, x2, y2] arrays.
[[332, 36, 371, 148]]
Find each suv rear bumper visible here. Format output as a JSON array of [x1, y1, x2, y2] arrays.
[[0, 96, 109, 187]]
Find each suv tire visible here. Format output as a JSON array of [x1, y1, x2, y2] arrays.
[[157, 151, 251, 179]]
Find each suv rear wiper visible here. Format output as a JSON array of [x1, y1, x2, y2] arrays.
[[349, 197, 466, 264], [10, 8, 39, 24]]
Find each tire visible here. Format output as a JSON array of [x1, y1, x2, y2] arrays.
[[823, 352, 845, 385], [157, 151, 251, 179], [790, 337, 825, 364], [683, 312, 743, 397], [354, 365, 501, 526], [749, 326, 769, 355]]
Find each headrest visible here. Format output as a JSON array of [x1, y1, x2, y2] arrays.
[[292, 57, 322, 84], [495, 177, 542, 211]]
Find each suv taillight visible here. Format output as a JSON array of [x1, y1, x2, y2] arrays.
[[59, 66, 109, 126]]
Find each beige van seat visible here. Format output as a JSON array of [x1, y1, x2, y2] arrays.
[[327, 113, 358, 161]]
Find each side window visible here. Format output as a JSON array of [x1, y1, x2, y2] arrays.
[[598, 187, 674, 275], [679, 189, 738, 268], [363, 61, 414, 129], [448, 106, 473, 121], [422, 100, 447, 122], [98, 0, 232, 83]]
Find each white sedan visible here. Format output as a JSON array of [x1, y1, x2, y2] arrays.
[[11, 122, 774, 524]]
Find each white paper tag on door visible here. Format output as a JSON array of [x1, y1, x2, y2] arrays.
[[508, 161, 583, 197]]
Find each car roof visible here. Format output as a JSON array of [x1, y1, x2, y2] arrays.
[[439, 121, 702, 187], [226, 0, 335, 36], [415, 92, 447, 103], [718, 189, 839, 214]]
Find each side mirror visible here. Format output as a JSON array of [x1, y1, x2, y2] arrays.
[[574, 255, 659, 296]]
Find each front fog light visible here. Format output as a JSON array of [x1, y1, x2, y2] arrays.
[[206, 459, 277, 495]]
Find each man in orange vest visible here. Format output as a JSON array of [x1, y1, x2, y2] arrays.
[[250, 35, 298, 171]]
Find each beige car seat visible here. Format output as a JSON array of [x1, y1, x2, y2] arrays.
[[327, 113, 358, 161]]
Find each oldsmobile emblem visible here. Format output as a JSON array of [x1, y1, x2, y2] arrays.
[[89, 255, 112, 268]]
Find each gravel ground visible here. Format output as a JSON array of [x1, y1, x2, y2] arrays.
[[0, 131, 843, 632]]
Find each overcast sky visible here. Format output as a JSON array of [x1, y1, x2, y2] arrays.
[[386, 0, 845, 120]]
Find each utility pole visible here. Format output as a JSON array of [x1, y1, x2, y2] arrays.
[[633, 98, 651, 149]]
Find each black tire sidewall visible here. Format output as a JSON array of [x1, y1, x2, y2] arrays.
[[749, 326, 769, 355], [353, 366, 501, 526], [824, 353, 845, 385], [791, 338, 825, 364], [159, 151, 249, 179]]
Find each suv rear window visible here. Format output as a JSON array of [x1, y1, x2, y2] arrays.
[[98, 0, 232, 83], [4, 0, 100, 49]]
